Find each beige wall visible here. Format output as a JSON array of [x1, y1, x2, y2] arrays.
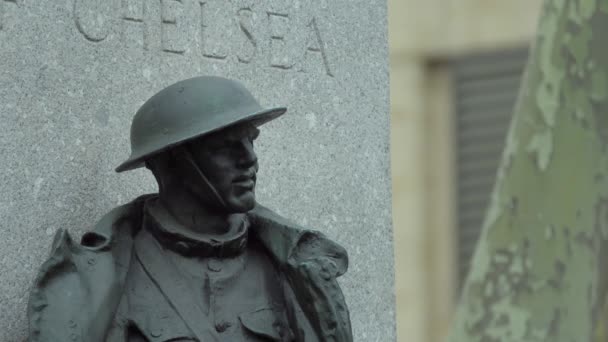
[[388, 1, 543, 341], [390, 1, 543, 57]]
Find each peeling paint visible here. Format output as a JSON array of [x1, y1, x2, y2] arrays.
[[581, 0, 598, 19], [562, 79, 593, 124], [535, 2, 565, 129], [526, 129, 553, 171], [545, 225, 555, 240], [591, 68, 608, 102], [565, 25, 592, 67], [449, 1, 608, 341]]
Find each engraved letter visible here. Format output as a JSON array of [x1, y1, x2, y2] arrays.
[[160, 0, 185, 55], [121, 0, 148, 50], [267, 12, 293, 70], [73, 0, 111, 42], [237, 7, 256, 64], [301, 18, 333, 77], [0, 0, 17, 32], [199, 1, 227, 60]]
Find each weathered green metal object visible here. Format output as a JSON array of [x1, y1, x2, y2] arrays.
[[116, 76, 286, 172]]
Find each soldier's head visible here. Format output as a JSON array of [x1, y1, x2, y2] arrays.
[[144, 122, 260, 213], [115, 76, 285, 213]]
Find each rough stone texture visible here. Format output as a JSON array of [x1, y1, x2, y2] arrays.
[[0, 1, 393, 340]]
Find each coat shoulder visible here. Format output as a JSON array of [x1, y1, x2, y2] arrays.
[[249, 204, 353, 341], [27, 194, 153, 342], [248, 203, 349, 276]]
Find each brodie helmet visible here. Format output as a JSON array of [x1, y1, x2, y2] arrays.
[[115, 76, 286, 172]]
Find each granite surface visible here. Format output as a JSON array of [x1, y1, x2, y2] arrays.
[[0, 1, 393, 340]]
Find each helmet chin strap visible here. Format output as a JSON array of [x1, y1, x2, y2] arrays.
[[180, 148, 229, 211]]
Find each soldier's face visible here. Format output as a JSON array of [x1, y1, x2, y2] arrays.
[[189, 123, 260, 212]]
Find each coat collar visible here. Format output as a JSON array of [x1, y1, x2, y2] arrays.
[[144, 198, 249, 258], [247, 203, 348, 277], [81, 195, 349, 276]]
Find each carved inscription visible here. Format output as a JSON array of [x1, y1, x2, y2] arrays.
[[121, 0, 148, 50], [198, 1, 227, 60], [267, 12, 293, 70], [161, 0, 185, 54], [73, 0, 113, 42], [70, 0, 334, 76], [303, 18, 333, 77], [0, 1, 335, 76], [237, 7, 256, 64], [0, 0, 18, 32]]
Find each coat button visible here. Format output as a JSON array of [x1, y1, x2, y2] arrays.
[[150, 327, 163, 338], [215, 321, 231, 333], [207, 258, 222, 272], [273, 321, 285, 337]]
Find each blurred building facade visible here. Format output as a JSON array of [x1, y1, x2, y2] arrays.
[[388, 2, 543, 341]]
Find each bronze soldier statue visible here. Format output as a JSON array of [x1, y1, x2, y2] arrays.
[[27, 76, 352, 342]]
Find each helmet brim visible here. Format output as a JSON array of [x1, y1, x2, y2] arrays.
[[115, 106, 286, 173]]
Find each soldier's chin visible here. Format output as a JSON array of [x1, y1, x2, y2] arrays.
[[226, 191, 255, 213]]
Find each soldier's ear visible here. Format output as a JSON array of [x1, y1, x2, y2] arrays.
[[170, 145, 188, 160], [169, 146, 192, 170], [145, 151, 178, 178], [169, 145, 207, 180]]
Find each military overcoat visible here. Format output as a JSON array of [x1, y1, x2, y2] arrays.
[[27, 195, 352, 342]]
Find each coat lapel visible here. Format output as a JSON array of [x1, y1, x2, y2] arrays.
[[248, 203, 353, 342], [133, 228, 220, 341]]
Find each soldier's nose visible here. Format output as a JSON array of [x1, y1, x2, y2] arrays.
[[239, 140, 257, 168]]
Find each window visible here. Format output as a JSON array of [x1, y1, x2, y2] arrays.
[[452, 48, 529, 290]]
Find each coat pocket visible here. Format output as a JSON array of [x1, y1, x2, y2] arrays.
[[125, 318, 196, 342], [239, 307, 294, 341]]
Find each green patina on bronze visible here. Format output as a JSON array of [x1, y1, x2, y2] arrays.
[[28, 76, 352, 342], [116, 76, 286, 172]]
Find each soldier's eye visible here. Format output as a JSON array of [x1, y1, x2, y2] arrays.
[[225, 139, 243, 149]]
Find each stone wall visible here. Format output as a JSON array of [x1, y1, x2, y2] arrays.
[[0, 1, 393, 340]]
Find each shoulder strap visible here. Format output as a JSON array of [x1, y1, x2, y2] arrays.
[[134, 230, 219, 342]]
